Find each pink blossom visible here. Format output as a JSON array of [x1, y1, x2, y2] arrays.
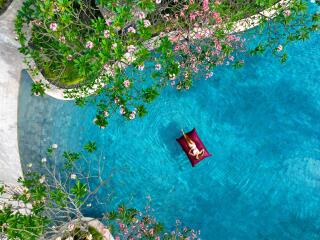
[[169, 33, 181, 42], [155, 64, 161, 70], [104, 64, 115, 76], [104, 30, 110, 38], [127, 45, 136, 53], [203, 0, 209, 12], [156, 0, 161, 4], [144, 20, 151, 27], [120, 107, 126, 115], [149, 228, 154, 235], [192, 66, 199, 73], [195, 33, 202, 39], [127, 27, 136, 33], [206, 72, 214, 79], [86, 41, 94, 49], [190, 12, 197, 21], [137, 11, 146, 19], [277, 44, 283, 51], [49, 23, 58, 31], [284, 9, 291, 17], [215, 17, 222, 24], [59, 36, 65, 43], [129, 112, 136, 120], [229, 55, 234, 61], [212, 12, 220, 18], [105, 19, 112, 26], [138, 64, 144, 71], [123, 79, 131, 88]]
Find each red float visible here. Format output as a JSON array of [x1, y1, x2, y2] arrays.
[[177, 128, 211, 167]]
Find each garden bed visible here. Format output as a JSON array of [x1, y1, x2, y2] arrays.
[[24, 0, 282, 90]]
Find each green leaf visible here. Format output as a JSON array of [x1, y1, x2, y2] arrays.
[[71, 181, 87, 200], [84, 141, 97, 153]]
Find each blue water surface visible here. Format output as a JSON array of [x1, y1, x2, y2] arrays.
[[18, 7, 320, 240]]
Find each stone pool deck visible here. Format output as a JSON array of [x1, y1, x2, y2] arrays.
[[0, 0, 23, 185]]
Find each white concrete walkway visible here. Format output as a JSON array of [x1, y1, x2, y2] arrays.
[[0, 0, 23, 185]]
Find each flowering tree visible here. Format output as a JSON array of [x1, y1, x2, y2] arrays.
[[104, 197, 200, 240], [0, 142, 110, 239], [15, 0, 319, 128], [0, 143, 199, 240]]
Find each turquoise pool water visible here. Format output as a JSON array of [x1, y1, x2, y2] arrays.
[[18, 7, 320, 240]]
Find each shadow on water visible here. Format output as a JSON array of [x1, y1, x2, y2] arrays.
[[17, 70, 37, 176], [158, 121, 192, 170]]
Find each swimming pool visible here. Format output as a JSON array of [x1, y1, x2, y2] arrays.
[[18, 6, 320, 240]]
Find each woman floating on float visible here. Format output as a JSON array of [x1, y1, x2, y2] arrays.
[[182, 129, 205, 160], [177, 128, 211, 167]]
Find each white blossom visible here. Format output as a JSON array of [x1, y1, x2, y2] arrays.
[[169, 74, 176, 80], [39, 176, 46, 184], [67, 223, 75, 232], [51, 144, 58, 149], [123, 52, 136, 64]]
